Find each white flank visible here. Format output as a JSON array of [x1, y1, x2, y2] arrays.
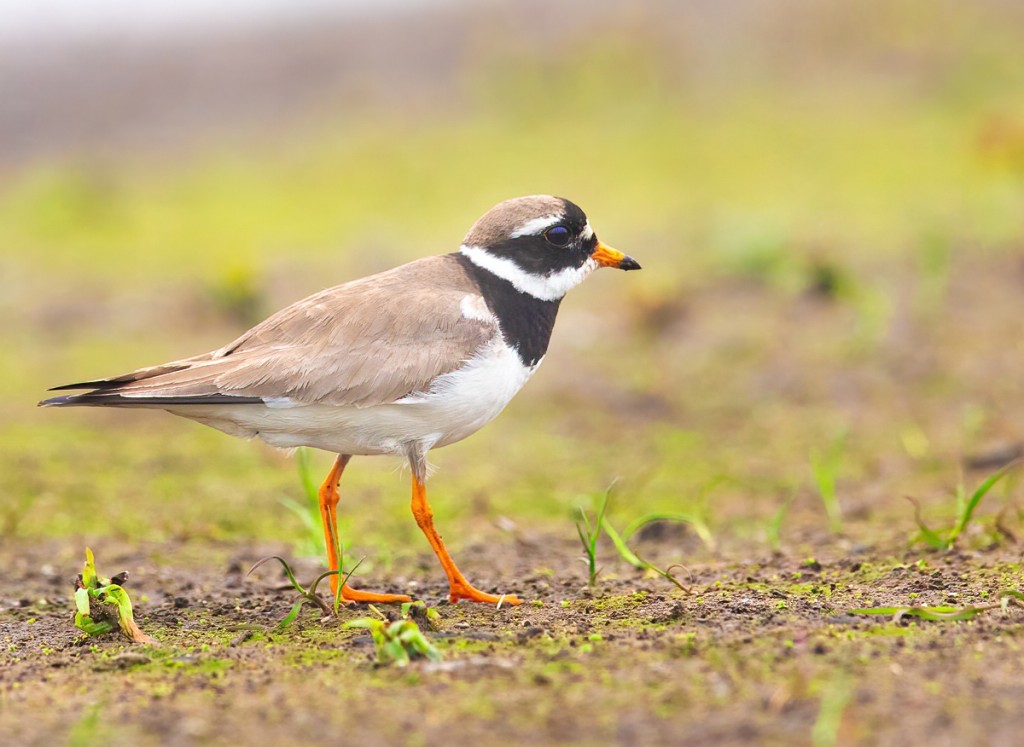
[[460, 245, 598, 302], [167, 338, 538, 456], [395, 338, 539, 446], [459, 294, 494, 322], [509, 214, 562, 238]]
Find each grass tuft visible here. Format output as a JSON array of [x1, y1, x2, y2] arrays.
[[575, 487, 611, 588], [246, 554, 365, 628], [575, 484, 696, 593], [909, 461, 1020, 550]]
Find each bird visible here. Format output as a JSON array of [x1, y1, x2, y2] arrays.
[[40, 195, 640, 606]]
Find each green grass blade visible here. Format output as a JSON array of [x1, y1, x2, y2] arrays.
[[851, 605, 988, 622], [946, 463, 1017, 547], [810, 433, 846, 534], [621, 512, 716, 551], [295, 447, 319, 506], [600, 517, 689, 592], [903, 496, 946, 549], [278, 497, 320, 536], [594, 486, 611, 538], [899, 607, 985, 621], [575, 521, 589, 549], [576, 505, 593, 537], [812, 676, 852, 747], [767, 488, 796, 553], [308, 569, 338, 598], [277, 600, 306, 630], [600, 517, 646, 569], [246, 556, 306, 595]]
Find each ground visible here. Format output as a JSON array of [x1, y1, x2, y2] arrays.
[[3, 536, 1024, 746]]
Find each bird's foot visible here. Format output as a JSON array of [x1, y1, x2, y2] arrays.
[[448, 582, 521, 606], [336, 583, 411, 604]]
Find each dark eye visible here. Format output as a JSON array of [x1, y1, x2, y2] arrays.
[[544, 225, 572, 246]]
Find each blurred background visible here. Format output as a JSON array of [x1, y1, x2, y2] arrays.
[[2, 0, 1024, 559]]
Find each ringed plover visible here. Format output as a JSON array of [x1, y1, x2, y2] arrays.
[[41, 195, 640, 606]]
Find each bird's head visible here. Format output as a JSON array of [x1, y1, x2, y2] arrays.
[[459, 195, 640, 301]]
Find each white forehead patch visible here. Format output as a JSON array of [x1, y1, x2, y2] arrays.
[[509, 214, 563, 238], [581, 221, 594, 240]]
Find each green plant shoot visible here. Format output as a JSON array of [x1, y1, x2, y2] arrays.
[[344, 603, 442, 666], [575, 488, 611, 588], [810, 432, 846, 534], [73, 547, 154, 644], [909, 461, 1020, 550]]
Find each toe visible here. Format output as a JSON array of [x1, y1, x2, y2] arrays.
[[449, 585, 522, 606]]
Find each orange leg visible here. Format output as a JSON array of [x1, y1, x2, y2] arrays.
[[319, 454, 411, 604], [409, 468, 521, 606]]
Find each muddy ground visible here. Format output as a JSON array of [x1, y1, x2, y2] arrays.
[[3, 527, 1023, 746]]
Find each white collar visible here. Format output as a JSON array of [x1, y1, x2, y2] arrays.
[[460, 245, 597, 302]]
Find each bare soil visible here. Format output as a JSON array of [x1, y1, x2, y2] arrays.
[[3, 528, 1023, 747]]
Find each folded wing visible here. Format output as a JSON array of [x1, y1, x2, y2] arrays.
[[41, 256, 496, 409]]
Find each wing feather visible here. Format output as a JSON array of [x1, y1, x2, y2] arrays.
[[41, 255, 497, 409]]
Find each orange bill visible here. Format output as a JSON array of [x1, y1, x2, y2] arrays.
[[592, 241, 641, 271]]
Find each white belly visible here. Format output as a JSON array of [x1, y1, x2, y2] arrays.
[[166, 340, 539, 456]]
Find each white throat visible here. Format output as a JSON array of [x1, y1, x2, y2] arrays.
[[460, 245, 597, 302]]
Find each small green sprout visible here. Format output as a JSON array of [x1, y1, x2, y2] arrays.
[[600, 517, 689, 592], [575, 488, 610, 588], [766, 486, 796, 554], [345, 605, 442, 666], [400, 600, 440, 629], [73, 548, 154, 644], [908, 461, 1020, 550], [575, 483, 695, 593], [247, 555, 358, 628], [810, 431, 846, 534]]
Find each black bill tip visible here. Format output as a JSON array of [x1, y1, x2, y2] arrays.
[[619, 255, 641, 271]]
